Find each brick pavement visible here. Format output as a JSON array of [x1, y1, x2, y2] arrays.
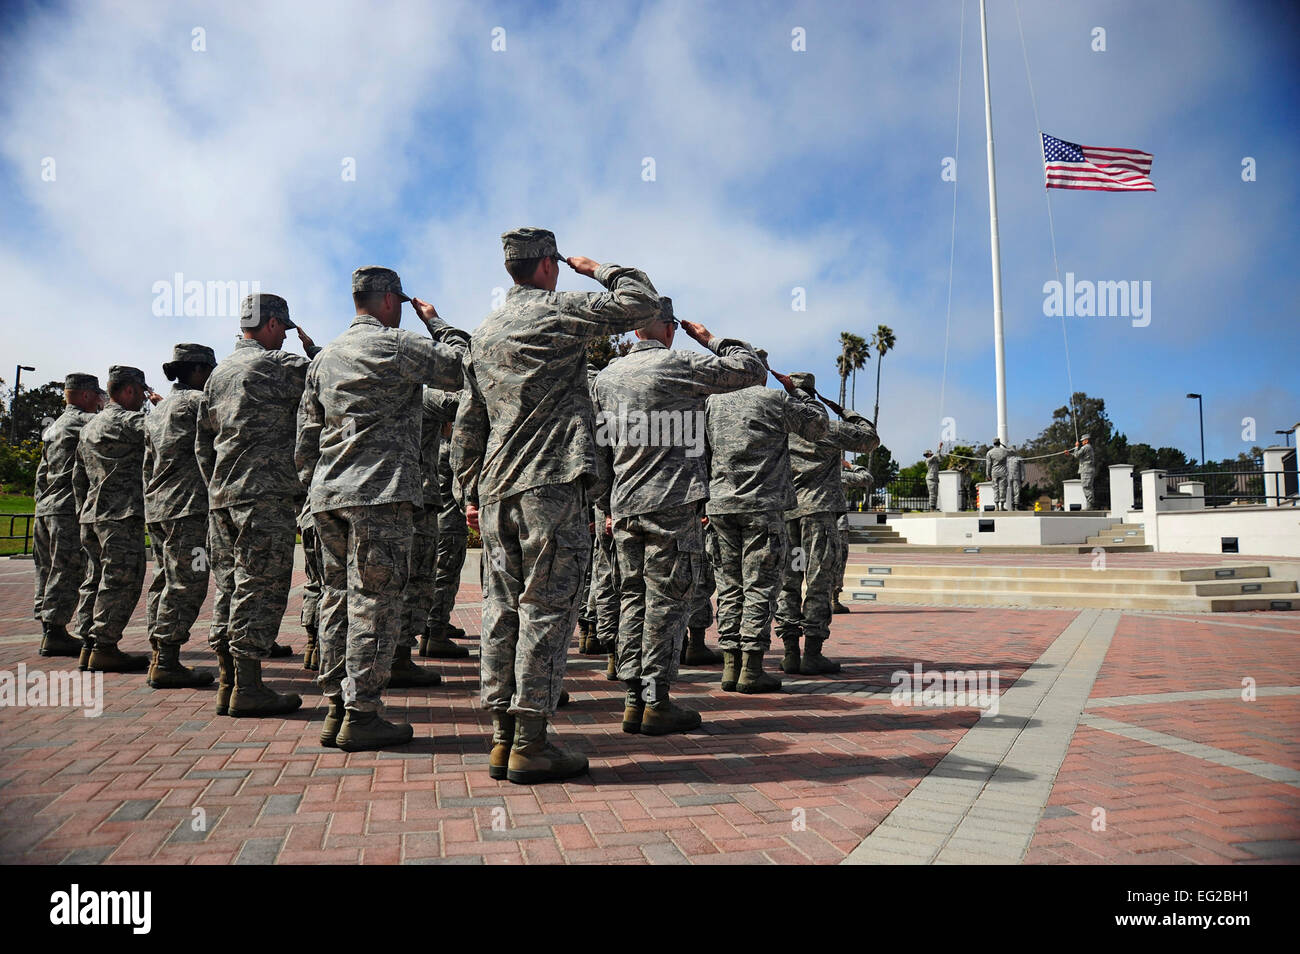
[[1, 552, 1296, 864]]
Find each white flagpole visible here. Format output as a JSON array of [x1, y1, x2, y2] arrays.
[[980, 0, 1009, 446]]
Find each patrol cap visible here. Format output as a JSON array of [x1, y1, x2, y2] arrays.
[[352, 266, 409, 302], [788, 372, 816, 393], [240, 293, 296, 329], [64, 372, 100, 392], [162, 343, 217, 381], [657, 297, 675, 324], [755, 348, 769, 369], [1080, 433, 1091, 441], [924, 450, 933, 457], [107, 365, 151, 391], [501, 227, 563, 263]]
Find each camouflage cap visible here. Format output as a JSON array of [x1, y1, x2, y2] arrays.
[[755, 348, 769, 365], [170, 343, 217, 367], [657, 297, 675, 323], [240, 293, 296, 329], [352, 265, 410, 302], [64, 373, 100, 392], [107, 365, 150, 391], [788, 372, 816, 393], [1080, 433, 1091, 441], [501, 227, 563, 263]]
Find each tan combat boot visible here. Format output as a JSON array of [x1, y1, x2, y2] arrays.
[[336, 709, 413, 751], [682, 627, 723, 666], [77, 636, 94, 672], [799, 637, 841, 675], [639, 680, 702, 736], [605, 647, 618, 681], [621, 680, 645, 734], [737, 649, 782, 694], [387, 645, 442, 688], [720, 649, 741, 692], [488, 710, 515, 780], [214, 644, 235, 715], [780, 636, 802, 674], [149, 642, 215, 689], [575, 619, 592, 654], [86, 642, 151, 673], [319, 695, 346, 747], [506, 715, 589, 785], [303, 624, 319, 671], [228, 655, 302, 717], [39, 623, 81, 658]]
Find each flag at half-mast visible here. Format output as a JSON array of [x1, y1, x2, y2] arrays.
[[1041, 133, 1155, 192]]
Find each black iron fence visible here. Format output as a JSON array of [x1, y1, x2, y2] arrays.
[[1160, 461, 1294, 506], [1, 512, 34, 556]]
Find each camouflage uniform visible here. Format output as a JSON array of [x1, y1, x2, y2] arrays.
[[34, 401, 96, 630], [584, 508, 620, 647], [926, 453, 942, 510], [73, 399, 147, 647], [427, 439, 469, 639], [704, 385, 828, 652], [985, 443, 1010, 510], [297, 308, 464, 713], [688, 520, 717, 631], [299, 500, 321, 635], [1006, 452, 1025, 511], [592, 334, 765, 685], [775, 382, 878, 650], [833, 464, 873, 606], [144, 377, 212, 647], [401, 388, 462, 646], [451, 260, 659, 718], [1069, 439, 1096, 509], [197, 332, 316, 660]]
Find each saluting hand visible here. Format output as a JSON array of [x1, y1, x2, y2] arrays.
[[296, 326, 315, 351], [771, 370, 796, 393], [565, 256, 601, 278], [678, 320, 711, 345], [465, 504, 480, 532], [411, 298, 439, 324]]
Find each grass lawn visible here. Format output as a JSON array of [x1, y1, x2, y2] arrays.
[[0, 492, 36, 556]]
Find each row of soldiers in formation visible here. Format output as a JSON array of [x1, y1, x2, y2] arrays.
[[922, 434, 1097, 512], [30, 228, 879, 785]]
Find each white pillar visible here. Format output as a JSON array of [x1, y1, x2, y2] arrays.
[[938, 470, 961, 513], [1063, 479, 1084, 510], [1109, 464, 1134, 516], [979, 0, 1009, 446], [976, 481, 994, 511], [1140, 469, 1165, 515], [1263, 446, 1288, 506]]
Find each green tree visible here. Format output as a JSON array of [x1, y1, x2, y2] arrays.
[[1023, 391, 1116, 497], [0, 380, 65, 444], [869, 324, 895, 424], [835, 331, 867, 409], [586, 334, 633, 372], [855, 444, 898, 488]]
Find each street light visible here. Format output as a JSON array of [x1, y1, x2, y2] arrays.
[[1277, 430, 1295, 448], [1185, 393, 1205, 468], [10, 364, 36, 443]]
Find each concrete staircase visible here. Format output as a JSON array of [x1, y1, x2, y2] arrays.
[[847, 522, 906, 544], [845, 561, 1299, 613], [1085, 522, 1147, 547], [848, 517, 1152, 554]]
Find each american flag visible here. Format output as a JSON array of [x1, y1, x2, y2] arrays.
[[1041, 133, 1155, 192]]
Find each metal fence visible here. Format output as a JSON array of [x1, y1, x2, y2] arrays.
[[1, 512, 34, 556], [1160, 461, 1294, 506]]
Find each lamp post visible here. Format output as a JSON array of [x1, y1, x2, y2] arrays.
[[1276, 429, 1294, 448], [1185, 393, 1205, 469], [10, 364, 35, 443]]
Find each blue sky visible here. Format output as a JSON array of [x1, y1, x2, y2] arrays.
[[2, 0, 1297, 464]]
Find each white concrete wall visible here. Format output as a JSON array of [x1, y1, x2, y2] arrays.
[[1149, 508, 1300, 557], [1063, 480, 1084, 510], [890, 514, 1117, 546]]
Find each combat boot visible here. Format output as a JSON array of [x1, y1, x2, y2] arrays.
[[780, 637, 802, 674], [39, 623, 81, 658], [605, 649, 618, 681], [576, 619, 592, 654], [418, 633, 469, 659], [720, 649, 741, 692], [214, 644, 235, 715], [270, 641, 293, 658], [77, 636, 94, 671], [682, 627, 723, 666], [86, 642, 151, 673], [488, 710, 515, 780], [146, 638, 160, 680], [387, 645, 442, 688], [737, 650, 782, 694], [621, 680, 645, 733], [228, 655, 302, 717], [319, 695, 346, 747], [303, 625, 318, 671], [832, 594, 850, 614], [445, 623, 468, 640], [799, 637, 841, 675], [506, 715, 588, 785], [149, 642, 215, 689], [557, 689, 570, 708], [640, 681, 702, 736], [336, 709, 413, 751]]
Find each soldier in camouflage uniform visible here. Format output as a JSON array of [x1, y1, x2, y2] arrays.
[[592, 298, 765, 735], [704, 359, 828, 693], [985, 439, 1011, 511], [33, 373, 101, 658], [1006, 449, 1025, 511], [925, 448, 942, 510], [1067, 435, 1096, 509], [684, 515, 721, 661], [143, 344, 218, 688], [775, 375, 878, 675], [197, 294, 318, 717], [299, 500, 323, 670], [404, 387, 468, 662], [73, 366, 160, 672], [297, 267, 465, 751], [832, 461, 873, 614], [424, 435, 470, 654], [452, 227, 659, 784]]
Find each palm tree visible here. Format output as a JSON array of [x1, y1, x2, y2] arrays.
[[835, 332, 866, 408], [870, 324, 895, 425]]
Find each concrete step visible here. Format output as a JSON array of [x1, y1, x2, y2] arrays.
[[1086, 534, 1147, 545], [851, 542, 1154, 554], [849, 574, 1295, 597], [846, 586, 1297, 613], [845, 563, 1274, 583]]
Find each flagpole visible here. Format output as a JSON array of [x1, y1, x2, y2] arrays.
[[979, 0, 1009, 446]]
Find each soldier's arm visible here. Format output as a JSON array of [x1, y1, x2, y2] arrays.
[[194, 395, 217, 488], [294, 371, 323, 490], [400, 334, 464, 393], [841, 465, 873, 489], [556, 264, 660, 336], [782, 390, 830, 442], [827, 411, 879, 455], [679, 337, 767, 395], [411, 301, 471, 361], [590, 384, 614, 514], [71, 442, 88, 516], [449, 357, 488, 514], [422, 388, 460, 424]]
